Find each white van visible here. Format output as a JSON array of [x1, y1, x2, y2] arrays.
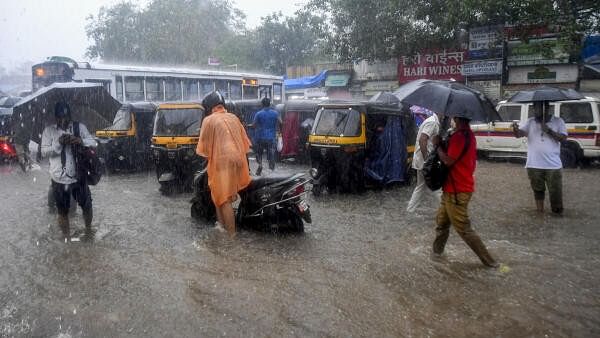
[[472, 97, 600, 167]]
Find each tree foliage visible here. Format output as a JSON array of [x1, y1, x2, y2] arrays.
[[86, 0, 245, 65], [307, 0, 600, 62]]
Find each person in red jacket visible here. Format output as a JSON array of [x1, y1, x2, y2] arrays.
[[432, 116, 499, 268]]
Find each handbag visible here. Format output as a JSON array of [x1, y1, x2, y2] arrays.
[[422, 130, 471, 191], [73, 122, 104, 185]]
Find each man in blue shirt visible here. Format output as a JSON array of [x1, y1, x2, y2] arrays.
[[248, 97, 281, 175]]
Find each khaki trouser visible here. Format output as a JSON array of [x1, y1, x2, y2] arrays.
[[433, 192, 497, 267]]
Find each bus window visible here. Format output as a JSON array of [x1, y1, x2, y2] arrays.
[[259, 85, 271, 99], [243, 86, 258, 100], [273, 83, 282, 103], [116, 76, 124, 102], [183, 79, 198, 100], [165, 78, 182, 101], [146, 78, 164, 101], [199, 80, 214, 98], [32, 62, 74, 91], [230, 81, 242, 100], [215, 80, 229, 98], [84, 79, 111, 93], [125, 77, 144, 101]]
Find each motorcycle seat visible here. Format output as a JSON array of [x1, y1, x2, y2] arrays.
[[247, 173, 304, 190]]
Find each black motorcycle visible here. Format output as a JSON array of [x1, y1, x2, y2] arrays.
[[190, 169, 312, 232]]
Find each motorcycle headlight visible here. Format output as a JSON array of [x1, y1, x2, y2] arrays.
[[309, 168, 318, 178]]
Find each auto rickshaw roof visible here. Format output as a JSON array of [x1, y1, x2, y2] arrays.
[[121, 102, 157, 113], [157, 102, 203, 110], [282, 99, 322, 112], [318, 100, 407, 115]]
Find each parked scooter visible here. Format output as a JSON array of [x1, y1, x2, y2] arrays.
[[190, 169, 312, 232]]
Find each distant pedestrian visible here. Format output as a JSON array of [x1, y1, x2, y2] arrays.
[[248, 97, 281, 175], [196, 91, 252, 236], [512, 101, 567, 214], [407, 112, 443, 213], [432, 116, 499, 268], [41, 102, 97, 242]]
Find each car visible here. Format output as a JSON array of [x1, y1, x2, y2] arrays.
[[472, 97, 600, 167]]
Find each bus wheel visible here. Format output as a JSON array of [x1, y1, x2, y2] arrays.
[[560, 144, 579, 169]]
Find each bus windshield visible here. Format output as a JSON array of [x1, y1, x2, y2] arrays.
[[313, 108, 361, 137], [153, 108, 202, 136], [106, 108, 131, 130]]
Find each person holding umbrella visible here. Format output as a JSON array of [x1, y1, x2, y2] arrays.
[[432, 116, 499, 268], [512, 101, 567, 214], [394, 79, 500, 267], [41, 102, 97, 242]]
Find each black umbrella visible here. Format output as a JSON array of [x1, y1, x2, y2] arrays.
[[11, 82, 120, 143], [393, 79, 500, 122], [508, 86, 584, 102], [369, 91, 401, 105]]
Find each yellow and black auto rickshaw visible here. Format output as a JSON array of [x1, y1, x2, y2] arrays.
[[151, 102, 204, 195], [95, 102, 157, 172], [308, 101, 416, 196]]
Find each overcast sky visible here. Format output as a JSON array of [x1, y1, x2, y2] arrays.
[[0, 0, 306, 70]]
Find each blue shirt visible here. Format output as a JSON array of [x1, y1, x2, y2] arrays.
[[252, 108, 279, 141]]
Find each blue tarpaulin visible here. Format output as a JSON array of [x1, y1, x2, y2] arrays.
[[284, 70, 327, 90], [365, 115, 407, 184], [582, 35, 600, 64]]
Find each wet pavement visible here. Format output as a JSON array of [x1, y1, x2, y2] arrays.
[[1, 159, 599, 337]]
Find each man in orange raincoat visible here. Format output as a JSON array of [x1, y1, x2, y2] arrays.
[[196, 91, 252, 235]]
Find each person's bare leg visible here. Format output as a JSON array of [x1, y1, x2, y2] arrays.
[[58, 214, 70, 242], [215, 206, 224, 225], [535, 199, 544, 213], [219, 203, 236, 236]]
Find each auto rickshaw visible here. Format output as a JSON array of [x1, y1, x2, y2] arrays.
[[276, 99, 321, 163], [151, 102, 204, 195], [95, 102, 157, 172], [308, 101, 416, 196]]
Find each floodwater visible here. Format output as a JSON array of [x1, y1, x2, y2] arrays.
[[1, 159, 599, 337]]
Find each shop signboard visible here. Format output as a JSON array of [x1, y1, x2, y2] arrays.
[[468, 26, 503, 60], [398, 49, 466, 83], [507, 38, 569, 66], [325, 73, 351, 87], [462, 60, 503, 76], [508, 64, 578, 84]]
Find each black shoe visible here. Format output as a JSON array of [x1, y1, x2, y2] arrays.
[[255, 166, 263, 176]]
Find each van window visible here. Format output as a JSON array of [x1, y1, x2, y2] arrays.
[[527, 104, 555, 119], [497, 105, 521, 121], [560, 102, 593, 123]]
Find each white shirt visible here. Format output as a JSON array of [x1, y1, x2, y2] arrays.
[[412, 114, 440, 170], [519, 116, 568, 169], [41, 122, 97, 184]]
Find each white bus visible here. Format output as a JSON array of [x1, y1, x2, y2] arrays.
[[32, 56, 284, 103]]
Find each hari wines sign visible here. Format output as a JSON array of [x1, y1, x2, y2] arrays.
[[398, 50, 466, 83]]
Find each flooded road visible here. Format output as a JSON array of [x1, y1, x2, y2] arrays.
[[1, 159, 599, 337]]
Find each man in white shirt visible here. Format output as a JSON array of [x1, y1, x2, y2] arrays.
[[513, 101, 567, 214], [407, 112, 444, 213], [41, 102, 97, 241]]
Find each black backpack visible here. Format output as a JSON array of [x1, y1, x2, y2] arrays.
[[422, 130, 471, 191], [73, 122, 103, 185]]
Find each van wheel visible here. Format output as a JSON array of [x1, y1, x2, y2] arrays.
[[560, 145, 578, 168]]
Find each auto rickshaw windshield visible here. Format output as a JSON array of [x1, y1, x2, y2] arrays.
[[106, 108, 132, 130], [313, 108, 361, 137], [153, 108, 202, 136]]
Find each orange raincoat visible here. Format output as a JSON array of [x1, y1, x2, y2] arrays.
[[196, 107, 252, 206]]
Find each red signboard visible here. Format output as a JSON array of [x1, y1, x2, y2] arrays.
[[398, 49, 466, 83]]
